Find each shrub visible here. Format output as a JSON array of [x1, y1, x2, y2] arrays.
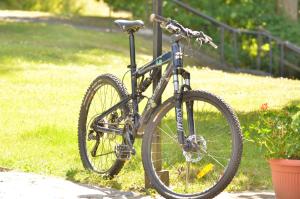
[[105, 1, 300, 41], [245, 103, 300, 160], [0, 0, 83, 14], [104, 0, 300, 76]]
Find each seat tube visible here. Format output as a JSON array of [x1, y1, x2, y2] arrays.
[[172, 41, 185, 145], [129, 32, 139, 124]]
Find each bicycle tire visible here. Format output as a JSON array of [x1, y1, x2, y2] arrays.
[[142, 90, 243, 199], [78, 74, 130, 177]]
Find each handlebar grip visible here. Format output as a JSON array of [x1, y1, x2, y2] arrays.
[[209, 41, 218, 49], [150, 13, 169, 23]]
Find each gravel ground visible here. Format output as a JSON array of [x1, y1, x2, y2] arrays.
[[0, 170, 275, 199]]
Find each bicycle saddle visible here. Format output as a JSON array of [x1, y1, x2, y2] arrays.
[[114, 20, 144, 33]]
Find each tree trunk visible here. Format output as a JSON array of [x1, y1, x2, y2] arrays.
[[277, 0, 298, 21]]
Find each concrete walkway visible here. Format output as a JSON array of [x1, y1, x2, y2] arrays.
[[0, 171, 148, 199], [0, 171, 275, 199]]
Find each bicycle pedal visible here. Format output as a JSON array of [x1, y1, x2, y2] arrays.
[[115, 144, 131, 160]]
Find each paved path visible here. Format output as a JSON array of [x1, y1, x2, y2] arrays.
[[0, 171, 275, 199], [0, 171, 149, 199]]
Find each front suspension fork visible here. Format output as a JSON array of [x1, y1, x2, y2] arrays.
[[184, 71, 195, 138], [173, 68, 195, 145]]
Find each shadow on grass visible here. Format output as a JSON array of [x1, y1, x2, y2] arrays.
[[0, 66, 23, 76], [0, 21, 152, 73], [65, 168, 123, 190]]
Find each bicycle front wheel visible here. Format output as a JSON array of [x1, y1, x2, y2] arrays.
[[142, 90, 242, 199]]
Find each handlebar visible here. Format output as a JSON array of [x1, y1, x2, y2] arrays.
[[150, 14, 218, 49], [150, 13, 169, 24]]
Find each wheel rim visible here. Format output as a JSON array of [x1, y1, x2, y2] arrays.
[[149, 97, 234, 195], [85, 83, 126, 173]]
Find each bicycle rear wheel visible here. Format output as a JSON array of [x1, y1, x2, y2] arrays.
[[142, 90, 242, 199], [78, 74, 130, 177]]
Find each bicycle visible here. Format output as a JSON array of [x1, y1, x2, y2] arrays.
[[78, 14, 243, 199]]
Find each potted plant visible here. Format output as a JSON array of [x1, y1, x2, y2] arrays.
[[246, 103, 300, 199]]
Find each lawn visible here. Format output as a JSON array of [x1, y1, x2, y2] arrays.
[[0, 21, 300, 193]]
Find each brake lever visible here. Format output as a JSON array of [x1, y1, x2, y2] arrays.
[[162, 23, 181, 34], [203, 33, 218, 49], [196, 33, 218, 49]]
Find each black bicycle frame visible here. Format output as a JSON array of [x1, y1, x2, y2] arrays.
[[92, 32, 195, 146], [91, 32, 172, 134]]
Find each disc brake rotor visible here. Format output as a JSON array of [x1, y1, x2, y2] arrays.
[[183, 135, 207, 163]]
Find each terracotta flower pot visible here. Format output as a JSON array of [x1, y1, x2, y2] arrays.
[[269, 159, 300, 199]]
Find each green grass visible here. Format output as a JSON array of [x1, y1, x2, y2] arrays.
[[0, 21, 300, 193]]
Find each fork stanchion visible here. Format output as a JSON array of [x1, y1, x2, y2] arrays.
[[145, 0, 169, 188]]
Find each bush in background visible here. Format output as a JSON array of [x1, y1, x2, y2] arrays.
[[104, 0, 300, 45], [0, 0, 83, 14]]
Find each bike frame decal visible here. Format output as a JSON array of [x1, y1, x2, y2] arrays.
[[135, 51, 172, 77]]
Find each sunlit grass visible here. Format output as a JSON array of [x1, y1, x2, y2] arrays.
[[0, 21, 299, 193], [78, 0, 132, 18]]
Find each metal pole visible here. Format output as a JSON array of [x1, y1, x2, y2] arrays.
[[145, 0, 169, 188], [152, 0, 162, 172], [256, 33, 262, 70], [280, 43, 285, 76], [109, 6, 112, 32], [220, 27, 225, 67], [233, 31, 238, 68], [268, 36, 273, 74], [153, 0, 162, 78]]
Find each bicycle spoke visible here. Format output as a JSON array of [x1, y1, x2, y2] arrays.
[[76, 75, 132, 181], [157, 126, 179, 145], [207, 154, 225, 168]]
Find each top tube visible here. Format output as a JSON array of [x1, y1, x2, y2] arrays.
[[136, 51, 172, 77]]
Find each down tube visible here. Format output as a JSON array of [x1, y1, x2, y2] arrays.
[[138, 63, 173, 130]]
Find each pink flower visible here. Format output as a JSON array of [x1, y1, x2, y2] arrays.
[[260, 103, 268, 111]]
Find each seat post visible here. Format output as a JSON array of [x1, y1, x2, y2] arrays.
[[129, 32, 136, 69], [129, 31, 139, 124]]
